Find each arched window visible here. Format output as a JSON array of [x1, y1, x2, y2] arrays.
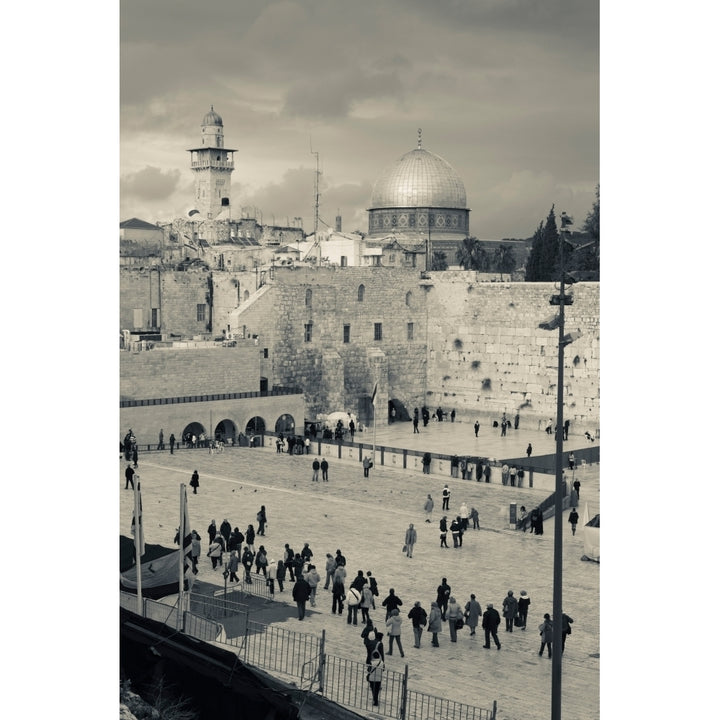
[[305, 288, 312, 307], [405, 291, 413, 307], [358, 284, 365, 302], [243, 290, 250, 302]]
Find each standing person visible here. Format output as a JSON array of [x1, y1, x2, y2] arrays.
[[529, 508, 538, 534], [220, 519, 232, 548], [428, 601, 442, 647], [483, 463, 492, 483], [190, 469, 200, 494], [363, 455, 372, 477], [207, 519, 217, 545], [459, 502, 469, 531], [514, 413, 520, 430], [124, 464, 135, 490], [207, 535, 223, 570], [385, 608, 405, 657], [366, 649, 385, 707], [292, 552, 305, 581], [450, 517, 461, 548], [439, 516, 449, 548], [304, 437, 310, 455], [568, 451, 575, 471], [227, 550, 240, 583], [404, 523, 417, 558], [470, 507, 480, 530], [474, 420, 480, 437], [311, 458, 320, 482], [132, 444, 138, 469], [407, 601, 428, 648], [276, 557, 286, 593], [502, 590, 519, 632], [568, 507, 580, 536], [256, 506, 267, 536], [436, 578, 451, 621], [518, 505, 528, 531], [305, 564, 321, 607], [413, 413, 420, 433], [241, 546, 254, 584], [300, 542, 314, 564], [323, 553, 337, 590], [447, 596, 462, 642], [266, 558, 277, 596], [563, 419, 570, 440], [157, 429, 164, 451], [422, 452, 431, 474], [255, 545, 269, 576], [464, 594, 482, 637], [535, 509, 544, 536], [450, 409, 456, 423], [190, 531, 201, 575], [381, 588, 403, 621], [347, 571, 367, 625], [526, 443, 533, 457], [442, 484, 451, 511], [517, 467, 525, 487], [501, 463, 510, 485], [518, 590, 531, 629], [292, 573, 311, 620], [450, 455, 459, 478], [482, 603, 502, 650], [320, 457, 329, 482], [423, 494, 434, 523], [573, 478, 581, 500], [349, 418, 356, 439], [169, 433, 176, 454], [361, 619, 380, 662], [245, 524, 255, 554], [360, 584, 374, 623], [331, 572, 345, 615], [561, 612, 574, 652], [366, 570, 379, 609], [538, 613, 553, 658], [509, 465, 518, 487]]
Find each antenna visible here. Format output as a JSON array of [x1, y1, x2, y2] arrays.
[[310, 139, 321, 265]]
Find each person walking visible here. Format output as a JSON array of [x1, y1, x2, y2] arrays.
[[190, 531, 201, 575], [190, 469, 200, 494], [464, 594, 482, 637], [361, 619, 381, 662], [320, 457, 329, 482], [573, 478, 581, 500], [561, 612, 574, 652], [360, 584, 374, 623], [208, 536, 223, 570], [408, 601, 428, 648], [502, 590, 519, 632], [207, 519, 217, 545], [442, 484, 450, 511], [227, 550, 240, 583], [132, 444, 139, 469], [568, 451, 575, 470], [470, 507, 480, 529], [124, 464, 135, 490], [526, 443, 533, 457], [276, 557, 286, 593], [219, 519, 232, 548], [157, 429, 164, 451], [436, 578, 451, 621], [349, 418, 356, 439], [381, 588, 403, 621], [366, 649, 385, 707], [305, 564, 321, 607], [323, 553, 337, 590], [447, 596, 462, 642], [255, 545, 269, 576], [568, 507, 580, 536], [538, 613, 553, 658], [450, 517, 461, 548], [423, 494, 434, 523], [256, 506, 267, 536], [241, 546, 254, 584], [428, 601, 442, 647], [169, 433, 176, 454], [292, 573, 311, 620], [439, 516, 449, 548], [404, 523, 417, 558], [363, 455, 372, 477], [482, 603, 502, 650], [245, 524, 255, 554], [331, 572, 345, 615], [311, 458, 320, 482], [385, 608, 405, 657], [266, 558, 277, 596], [413, 413, 420, 433], [517, 590, 531, 629], [474, 420, 480, 437], [422, 452, 431, 474]]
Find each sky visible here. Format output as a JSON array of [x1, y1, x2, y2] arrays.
[[120, 0, 599, 239]]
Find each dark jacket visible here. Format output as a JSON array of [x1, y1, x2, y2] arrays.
[[292, 577, 311, 602], [436, 582, 451, 605], [245, 526, 255, 545], [220, 520, 232, 540], [482, 607, 501, 630], [408, 605, 428, 628], [382, 593, 403, 614]]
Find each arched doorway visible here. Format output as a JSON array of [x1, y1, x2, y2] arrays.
[[181, 422, 207, 448], [275, 414, 295, 434], [245, 416, 266, 435], [389, 399, 410, 422], [214, 419, 238, 445]]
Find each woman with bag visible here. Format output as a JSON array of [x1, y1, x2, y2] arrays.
[[366, 650, 385, 707], [447, 596, 462, 642], [207, 536, 223, 570]]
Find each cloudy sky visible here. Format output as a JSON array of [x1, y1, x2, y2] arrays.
[[120, 0, 599, 239]]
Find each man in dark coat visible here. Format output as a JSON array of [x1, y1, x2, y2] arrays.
[[407, 601, 428, 648], [561, 612, 574, 652], [292, 574, 312, 620], [436, 578, 451, 620], [320, 458, 329, 482], [220, 519, 232, 547], [482, 603, 502, 649], [381, 588, 403, 621], [124, 464, 135, 489]]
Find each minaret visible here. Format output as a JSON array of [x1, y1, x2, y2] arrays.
[[187, 106, 236, 219]]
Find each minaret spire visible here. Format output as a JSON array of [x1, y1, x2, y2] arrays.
[[417, 128, 422, 148]]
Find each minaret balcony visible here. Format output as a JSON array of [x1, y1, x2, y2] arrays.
[[190, 160, 234, 170]]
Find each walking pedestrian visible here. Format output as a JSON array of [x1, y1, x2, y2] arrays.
[[404, 523, 417, 558], [436, 578, 451, 620], [447, 597, 462, 642], [266, 558, 277, 595], [422, 452, 431, 474], [220, 519, 232, 548], [423, 494, 434, 523], [276, 557, 286, 593], [385, 608, 405, 657], [538, 613, 553, 657], [190, 531, 201, 574], [361, 619, 380, 662], [428, 601, 442, 647], [413, 414, 420, 433], [169, 433, 176, 454], [474, 420, 480, 437], [526, 443, 533, 457], [157, 429, 164, 451], [208, 536, 223, 570], [207, 519, 217, 545], [439, 516, 449, 547], [381, 588, 403, 621], [323, 553, 337, 589], [256, 505, 267, 536], [568, 451, 575, 470], [190, 469, 199, 494], [360, 584, 374, 623], [464, 594, 481, 636], [241, 546, 254, 583], [320, 457, 329, 482], [305, 564, 321, 607], [349, 418, 356, 439], [124, 464, 135, 490], [568, 507, 579, 535], [573, 478, 581, 499], [518, 590, 530, 629], [470, 507, 480, 529], [292, 573, 311, 620], [312, 458, 320, 482], [482, 603, 502, 650], [227, 550, 240, 583], [502, 590, 519, 632], [331, 573, 345, 615], [132, 444, 138, 469], [450, 517, 461, 548], [255, 545, 269, 576], [366, 650, 385, 707], [363, 455, 372, 477], [407, 601, 427, 648], [366, 570, 379, 608], [442, 484, 450, 511], [561, 612, 574, 652]]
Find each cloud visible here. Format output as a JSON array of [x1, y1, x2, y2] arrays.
[[120, 166, 182, 201]]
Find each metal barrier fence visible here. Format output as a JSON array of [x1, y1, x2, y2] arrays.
[[404, 690, 498, 720]]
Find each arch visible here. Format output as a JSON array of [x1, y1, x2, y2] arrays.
[[357, 284, 365, 302], [275, 414, 296, 434], [245, 416, 266, 435], [305, 288, 312, 307], [389, 398, 411, 423], [243, 289, 250, 302], [405, 291, 413, 307], [181, 421, 207, 447], [214, 419, 238, 445]]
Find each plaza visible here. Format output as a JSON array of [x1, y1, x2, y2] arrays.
[[120, 417, 599, 720]]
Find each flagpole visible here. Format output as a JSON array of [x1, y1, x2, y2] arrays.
[[178, 483, 185, 629], [133, 479, 143, 615]]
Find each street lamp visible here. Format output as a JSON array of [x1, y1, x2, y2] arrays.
[[539, 211, 583, 720]]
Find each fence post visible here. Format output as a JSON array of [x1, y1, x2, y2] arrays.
[[492, 699, 497, 720], [317, 629, 326, 693], [400, 663, 409, 720]]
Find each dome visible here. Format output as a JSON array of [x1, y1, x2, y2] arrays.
[[202, 106, 223, 127], [370, 147, 466, 209]]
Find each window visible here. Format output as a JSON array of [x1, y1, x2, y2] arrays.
[[343, 324, 350, 343], [340, 256, 348, 267], [374, 323, 383, 341], [305, 288, 312, 307], [358, 284, 365, 302], [389, 253, 396, 263], [405, 291, 413, 307], [407, 322, 414, 341], [263, 348, 269, 358], [304, 323, 313, 342], [151, 308, 159, 327], [132, 308, 143, 329], [196, 304, 206, 322]]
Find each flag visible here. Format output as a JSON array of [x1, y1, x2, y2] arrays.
[[131, 482, 145, 558], [181, 486, 192, 558], [371, 383, 377, 407]]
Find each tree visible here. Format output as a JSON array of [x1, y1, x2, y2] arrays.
[[455, 236, 490, 271], [431, 251, 448, 270], [492, 244, 517, 280], [525, 206, 559, 281]]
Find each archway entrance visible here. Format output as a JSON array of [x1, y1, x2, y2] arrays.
[[245, 416, 266, 435], [181, 422, 207, 447], [275, 414, 295, 434], [214, 419, 238, 445]]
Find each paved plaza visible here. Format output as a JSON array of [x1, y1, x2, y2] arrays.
[[120, 418, 599, 720]]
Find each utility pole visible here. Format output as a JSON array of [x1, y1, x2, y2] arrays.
[[311, 144, 320, 266]]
